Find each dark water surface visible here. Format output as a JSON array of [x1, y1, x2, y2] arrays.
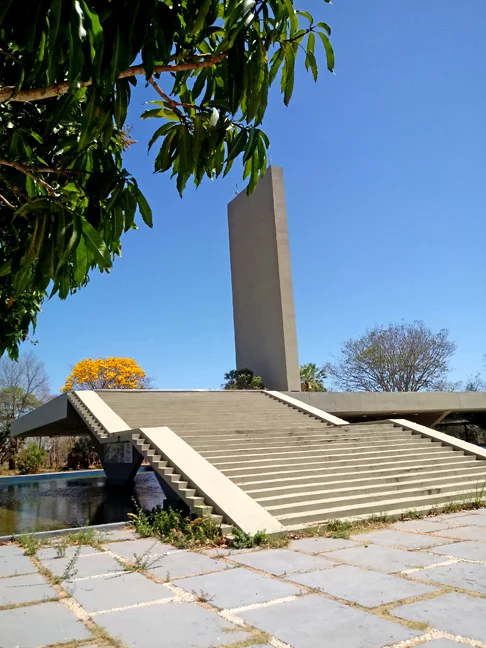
[[0, 471, 165, 535]]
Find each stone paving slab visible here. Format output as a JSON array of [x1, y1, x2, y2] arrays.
[[96, 600, 253, 647], [103, 538, 175, 561], [439, 513, 486, 527], [0, 600, 92, 648], [325, 544, 443, 573], [430, 540, 486, 562], [68, 571, 173, 613], [431, 525, 486, 541], [149, 551, 227, 580], [100, 527, 139, 542], [392, 592, 486, 642], [289, 537, 358, 553], [39, 552, 124, 580], [288, 564, 438, 607], [37, 545, 103, 561], [240, 594, 419, 648], [392, 519, 463, 533], [0, 544, 25, 557], [229, 549, 335, 576], [0, 572, 58, 607], [416, 561, 486, 594], [203, 547, 257, 557], [351, 529, 455, 550], [173, 566, 302, 609], [0, 551, 37, 577]]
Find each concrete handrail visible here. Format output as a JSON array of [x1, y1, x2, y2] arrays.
[[389, 419, 486, 461], [266, 391, 349, 426], [140, 426, 285, 535]]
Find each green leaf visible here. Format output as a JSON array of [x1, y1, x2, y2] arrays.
[[305, 32, 318, 82], [317, 31, 335, 72], [296, 10, 313, 24], [134, 185, 152, 227], [227, 128, 248, 163], [73, 237, 88, 285], [242, 127, 258, 164], [191, 0, 211, 34], [282, 42, 296, 106], [82, 219, 111, 269]]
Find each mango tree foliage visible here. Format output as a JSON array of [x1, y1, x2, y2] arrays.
[[0, 0, 335, 358], [61, 356, 150, 390]]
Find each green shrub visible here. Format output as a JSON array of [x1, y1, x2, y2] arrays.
[[128, 504, 222, 549], [16, 443, 47, 475]]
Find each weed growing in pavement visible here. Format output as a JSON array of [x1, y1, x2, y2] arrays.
[[403, 509, 424, 520], [17, 534, 48, 556], [230, 527, 269, 549], [122, 542, 165, 573], [326, 520, 353, 540], [54, 545, 81, 583], [128, 503, 223, 549], [193, 589, 214, 603]]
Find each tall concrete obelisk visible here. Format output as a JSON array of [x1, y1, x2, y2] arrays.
[[228, 166, 301, 391]]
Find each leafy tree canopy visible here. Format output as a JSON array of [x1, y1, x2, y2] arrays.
[[62, 356, 150, 390], [0, 0, 335, 359], [222, 368, 265, 390], [300, 363, 326, 392], [327, 321, 457, 392]]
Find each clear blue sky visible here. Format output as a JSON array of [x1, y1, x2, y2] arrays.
[[32, 0, 486, 392]]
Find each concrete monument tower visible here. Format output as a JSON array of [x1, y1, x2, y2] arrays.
[[228, 166, 301, 391]]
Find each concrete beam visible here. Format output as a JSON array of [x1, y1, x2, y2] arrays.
[[228, 166, 300, 392]]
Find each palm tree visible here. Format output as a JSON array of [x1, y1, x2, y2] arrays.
[[300, 364, 327, 392]]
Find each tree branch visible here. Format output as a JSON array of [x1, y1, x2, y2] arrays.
[[0, 160, 55, 194], [148, 77, 198, 110], [0, 53, 227, 103], [0, 192, 16, 209]]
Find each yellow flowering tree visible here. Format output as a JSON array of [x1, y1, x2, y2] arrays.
[[62, 357, 149, 392]]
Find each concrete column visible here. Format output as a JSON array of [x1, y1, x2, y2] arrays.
[[228, 166, 300, 391], [99, 441, 143, 486]]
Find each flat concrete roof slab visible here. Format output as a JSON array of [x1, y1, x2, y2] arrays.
[[392, 592, 486, 642], [173, 567, 301, 609], [0, 601, 92, 648], [288, 564, 437, 607], [239, 594, 419, 648], [95, 600, 253, 648]]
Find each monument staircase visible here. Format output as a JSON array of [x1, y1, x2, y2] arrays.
[[67, 390, 486, 534]]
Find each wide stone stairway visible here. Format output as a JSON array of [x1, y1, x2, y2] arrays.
[[92, 391, 486, 531]]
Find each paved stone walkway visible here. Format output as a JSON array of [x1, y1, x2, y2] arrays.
[[1, 510, 486, 648]]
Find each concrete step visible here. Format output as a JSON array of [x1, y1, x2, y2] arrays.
[[200, 438, 432, 461], [268, 478, 485, 517], [254, 470, 486, 506], [215, 445, 457, 472], [190, 435, 421, 453], [243, 462, 485, 497], [180, 430, 414, 446], [278, 487, 485, 528], [228, 454, 475, 482]]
